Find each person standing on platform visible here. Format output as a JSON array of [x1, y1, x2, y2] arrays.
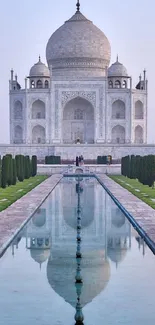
[[79, 156, 81, 166]]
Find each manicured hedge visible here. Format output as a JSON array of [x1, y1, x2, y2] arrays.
[[45, 155, 61, 164], [121, 154, 155, 187], [97, 155, 112, 164], [0, 154, 38, 189], [31, 155, 37, 176]]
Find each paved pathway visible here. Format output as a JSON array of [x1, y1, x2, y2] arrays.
[[97, 174, 155, 247], [0, 174, 62, 256]]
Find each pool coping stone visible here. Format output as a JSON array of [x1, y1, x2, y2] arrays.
[[96, 174, 155, 254], [0, 174, 62, 257]]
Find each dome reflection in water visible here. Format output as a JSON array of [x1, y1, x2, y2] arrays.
[[21, 175, 131, 324]]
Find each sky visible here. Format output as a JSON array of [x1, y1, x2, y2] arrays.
[[0, 0, 154, 143]]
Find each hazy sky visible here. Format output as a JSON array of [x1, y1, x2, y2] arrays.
[[0, 0, 154, 143]]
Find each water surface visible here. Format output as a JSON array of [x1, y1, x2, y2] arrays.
[[0, 177, 155, 325]]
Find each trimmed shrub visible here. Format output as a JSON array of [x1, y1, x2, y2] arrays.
[[6, 155, 13, 186], [25, 156, 31, 179], [31, 155, 37, 176], [18, 155, 24, 182], [12, 159, 17, 185], [1, 156, 7, 188], [130, 155, 136, 179], [45, 155, 61, 165]]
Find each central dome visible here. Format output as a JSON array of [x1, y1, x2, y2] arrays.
[[46, 9, 111, 77]]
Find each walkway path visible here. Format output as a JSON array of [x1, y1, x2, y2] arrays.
[[97, 174, 155, 251], [0, 174, 62, 256]]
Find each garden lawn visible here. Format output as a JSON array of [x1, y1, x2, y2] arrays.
[[0, 175, 47, 212], [110, 175, 155, 209]]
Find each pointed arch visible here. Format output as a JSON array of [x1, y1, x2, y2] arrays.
[[63, 96, 94, 144], [109, 80, 113, 89], [14, 125, 23, 143], [135, 125, 143, 143], [32, 125, 45, 144], [122, 80, 127, 88], [36, 80, 43, 89], [111, 125, 125, 143], [32, 100, 45, 119], [45, 80, 49, 88], [135, 100, 143, 119], [14, 100, 23, 119], [115, 80, 121, 89], [112, 100, 125, 119]]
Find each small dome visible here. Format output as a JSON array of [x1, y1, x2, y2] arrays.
[[108, 248, 127, 264], [29, 56, 50, 77], [46, 9, 111, 74], [30, 248, 50, 264], [108, 57, 128, 77]]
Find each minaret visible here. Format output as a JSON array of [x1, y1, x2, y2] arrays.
[[75, 178, 84, 325]]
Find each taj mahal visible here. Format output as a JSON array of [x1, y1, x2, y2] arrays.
[[6, 1, 153, 160]]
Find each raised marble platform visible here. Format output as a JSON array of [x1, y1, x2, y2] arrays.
[[0, 143, 155, 159], [37, 164, 121, 175]]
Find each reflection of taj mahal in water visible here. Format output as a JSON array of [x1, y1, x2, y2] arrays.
[[11, 178, 145, 310]]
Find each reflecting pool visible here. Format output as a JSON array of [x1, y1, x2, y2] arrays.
[[0, 177, 155, 325]]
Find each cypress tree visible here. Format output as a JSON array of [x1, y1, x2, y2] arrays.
[[135, 155, 141, 180], [138, 156, 144, 184], [25, 156, 31, 179], [18, 155, 24, 182], [31, 155, 37, 176], [12, 158, 17, 185], [130, 155, 135, 179], [1, 156, 7, 188], [121, 157, 124, 175], [142, 156, 147, 185], [0, 155, 1, 187], [6, 155, 13, 186], [147, 155, 155, 187], [126, 155, 130, 178], [15, 155, 20, 180]]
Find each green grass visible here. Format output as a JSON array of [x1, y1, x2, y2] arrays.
[[110, 175, 155, 209], [0, 175, 47, 212]]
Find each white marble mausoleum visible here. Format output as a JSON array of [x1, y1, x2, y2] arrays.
[[6, 1, 152, 159]]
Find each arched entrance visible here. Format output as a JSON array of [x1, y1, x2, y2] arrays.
[[14, 125, 23, 143], [135, 125, 143, 143], [135, 101, 143, 119], [32, 100, 45, 119], [112, 100, 125, 119], [111, 125, 125, 144], [32, 125, 45, 144], [63, 97, 94, 144]]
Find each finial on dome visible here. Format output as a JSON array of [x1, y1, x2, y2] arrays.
[[76, 0, 80, 12], [39, 55, 41, 62], [116, 54, 119, 62]]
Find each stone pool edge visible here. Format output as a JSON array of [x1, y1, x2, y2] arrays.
[[96, 174, 155, 254], [0, 174, 62, 257]]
